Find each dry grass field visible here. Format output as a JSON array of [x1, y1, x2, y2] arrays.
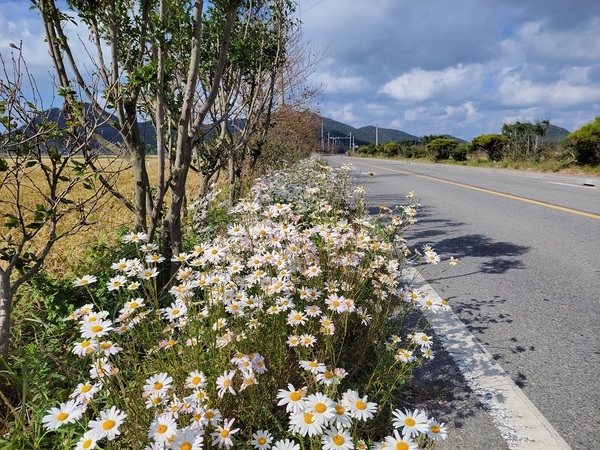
[[0, 155, 206, 278]]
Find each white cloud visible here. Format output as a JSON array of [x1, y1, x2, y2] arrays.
[[316, 70, 368, 94], [497, 70, 600, 107], [444, 101, 483, 123], [325, 103, 359, 125], [380, 64, 485, 102], [512, 17, 600, 63]]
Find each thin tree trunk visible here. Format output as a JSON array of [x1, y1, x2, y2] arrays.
[[0, 270, 13, 355]]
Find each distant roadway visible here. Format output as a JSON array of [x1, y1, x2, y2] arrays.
[[326, 155, 600, 450]]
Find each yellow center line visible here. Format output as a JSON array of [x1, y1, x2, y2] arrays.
[[358, 161, 600, 220]]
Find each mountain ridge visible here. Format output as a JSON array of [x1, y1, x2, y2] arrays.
[[318, 116, 571, 149]]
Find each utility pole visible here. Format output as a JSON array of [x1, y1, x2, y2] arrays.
[[376, 125, 378, 147], [321, 121, 324, 152]]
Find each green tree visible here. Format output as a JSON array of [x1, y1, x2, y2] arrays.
[[470, 133, 507, 161], [421, 134, 445, 146], [381, 141, 399, 157], [36, 0, 295, 261], [568, 116, 600, 165], [426, 138, 458, 160], [501, 119, 549, 160]]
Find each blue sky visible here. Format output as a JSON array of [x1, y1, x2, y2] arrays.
[[1, 0, 599, 140], [298, 0, 600, 139]]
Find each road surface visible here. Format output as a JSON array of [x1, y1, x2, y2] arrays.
[[326, 155, 600, 449]]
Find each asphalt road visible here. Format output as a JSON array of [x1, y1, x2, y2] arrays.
[[326, 155, 600, 450]]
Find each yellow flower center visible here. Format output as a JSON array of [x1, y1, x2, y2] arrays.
[[220, 429, 229, 438], [223, 379, 231, 387], [57, 412, 69, 421], [356, 400, 367, 410], [130, 302, 138, 308], [172, 309, 180, 315], [290, 391, 301, 401], [81, 384, 92, 393], [91, 325, 103, 333], [405, 418, 416, 427], [258, 436, 267, 445], [206, 411, 215, 419], [153, 382, 163, 390], [181, 443, 192, 450], [396, 443, 409, 450], [157, 424, 168, 434], [315, 402, 326, 413], [333, 435, 345, 445], [101, 342, 112, 349], [335, 405, 345, 414], [308, 361, 318, 367], [323, 371, 334, 379], [82, 439, 94, 449], [81, 341, 91, 347], [102, 419, 115, 430], [303, 412, 314, 424], [191, 376, 201, 385], [430, 425, 440, 434]]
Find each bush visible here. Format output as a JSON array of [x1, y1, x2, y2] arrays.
[[470, 134, 506, 161], [451, 145, 468, 162], [568, 116, 600, 165], [401, 146, 429, 159], [426, 138, 459, 160]]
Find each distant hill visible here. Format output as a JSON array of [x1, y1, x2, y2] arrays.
[[27, 105, 158, 152], [543, 124, 570, 143], [318, 116, 466, 150]]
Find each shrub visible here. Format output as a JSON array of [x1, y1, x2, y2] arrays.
[[426, 138, 459, 160], [451, 145, 468, 162], [470, 134, 506, 161], [401, 146, 429, 159], [568, 116, 600, 165]]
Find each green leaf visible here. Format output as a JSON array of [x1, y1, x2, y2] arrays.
[[3, 214, 19, 229], [25, 222, 43, 230]]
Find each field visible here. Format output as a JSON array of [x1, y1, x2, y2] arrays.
[[0, 155, 206, 278]]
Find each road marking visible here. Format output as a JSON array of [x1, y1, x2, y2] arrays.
[[406, 268, 572, 450], [357, 161, 600, 220]]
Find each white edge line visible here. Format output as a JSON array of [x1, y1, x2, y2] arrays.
[[404, 267, 572, 450]]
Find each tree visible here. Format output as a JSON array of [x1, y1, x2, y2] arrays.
[[426, 138, 458, 160], [568, 116, 600, 165], [470, 133, 506, 161], [0, 48, 109, 354], [421, 134, 445, 146], [501, 119, 550, 160], [36, 0, 297, 263], [201, 0, 295, 203]]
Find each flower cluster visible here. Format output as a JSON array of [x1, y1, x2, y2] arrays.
[[41, 159, 453, 449]]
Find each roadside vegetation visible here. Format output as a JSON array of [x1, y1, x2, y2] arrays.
[[351, 117, 600, 176], [1, 158, 454, 449], [1, 1, 457, 449]]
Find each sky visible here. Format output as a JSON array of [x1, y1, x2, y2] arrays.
[[0, 0, 599, 141], [298, 0, 600, 140]]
